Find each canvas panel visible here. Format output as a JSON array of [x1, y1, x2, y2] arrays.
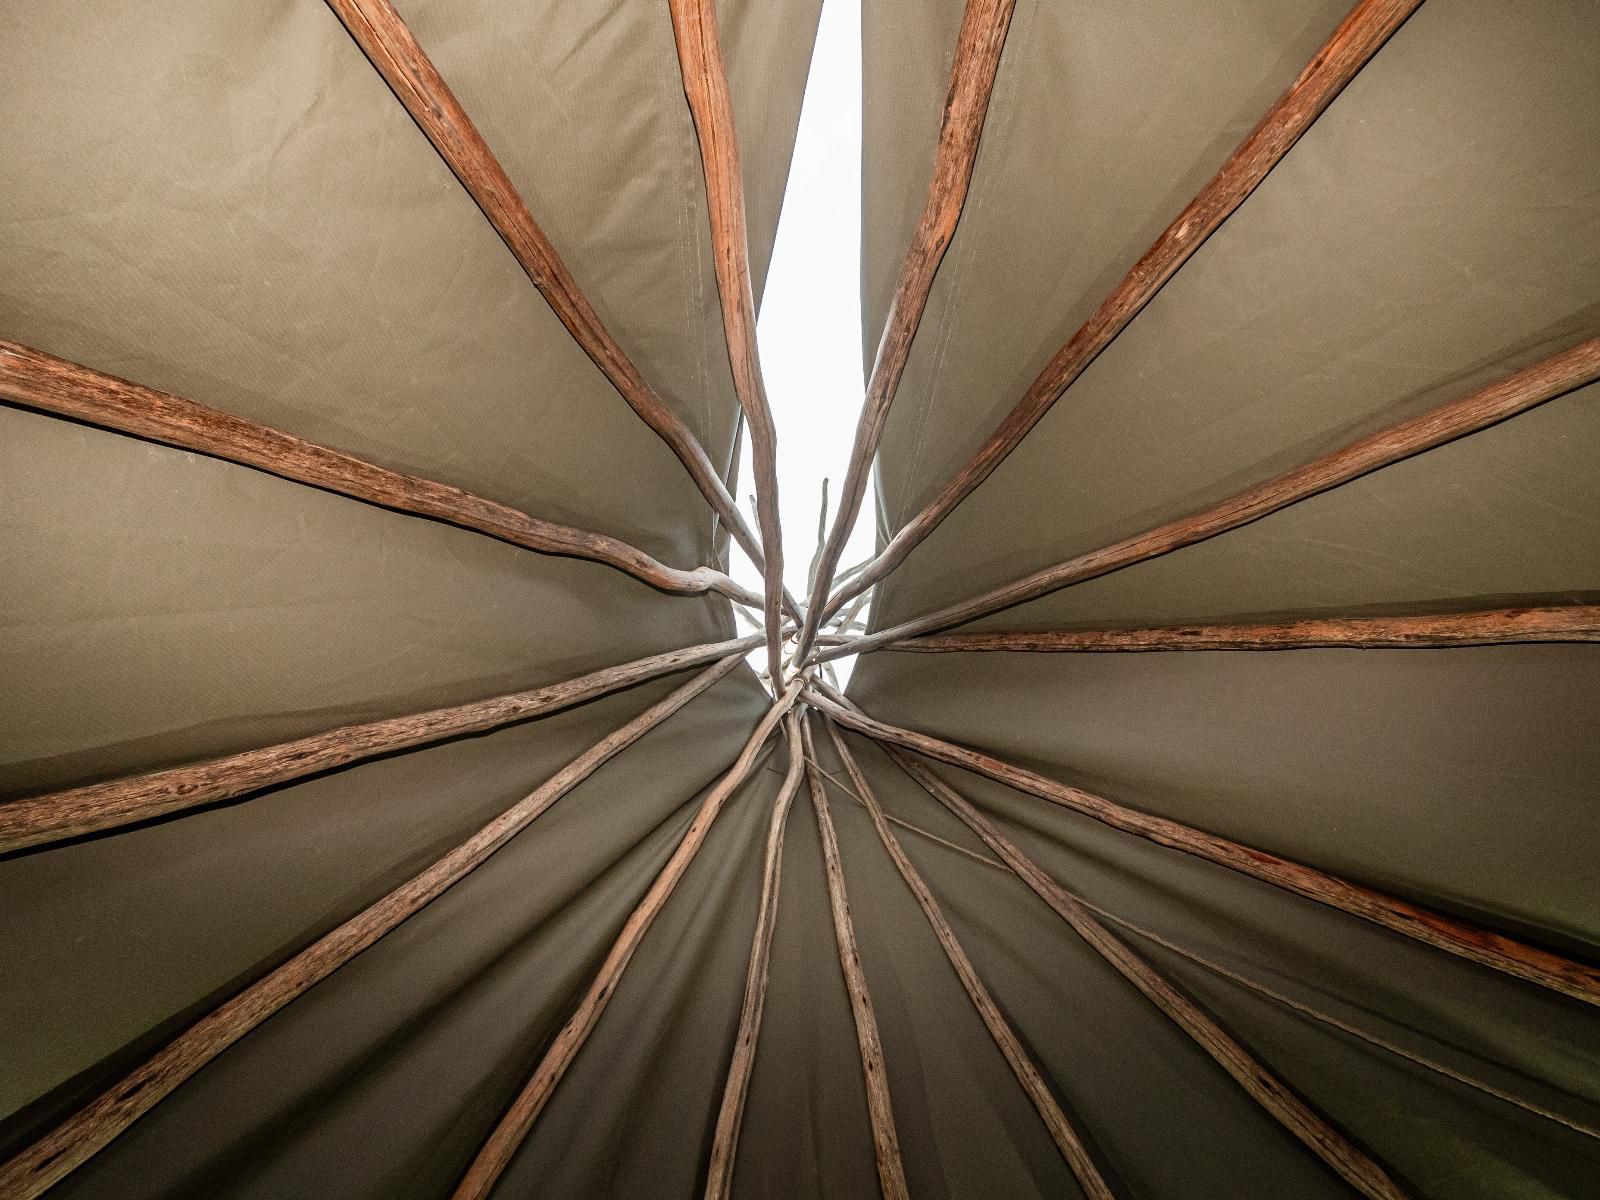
[[0, 0, 823, 803], [855, 0, 1599, 1102], [859, 0, 1599, 625], [852, 641, 1600, 949], [0, 0, 824, 1182], [1, 0, 817, 567], [0, 406, 729, 796], [830, 732, 1600, 1197], [860, 0, 1357, 546], [1, 669, 774, 1188], [0, 0, 819, 800], [1, 0, 1597, 1195]]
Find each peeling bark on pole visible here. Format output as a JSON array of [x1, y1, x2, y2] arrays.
[[885, 605, 1600, 653], [796, 0, 1017, 662], [668, 0, 794, 669]]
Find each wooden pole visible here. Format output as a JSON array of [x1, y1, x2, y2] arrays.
[[1079, 894, 1600, 1144], [805, 687, 1600, 1007], [820, 0, 1425, 624], [321, 0, 771, 575], [821, 337, 1600, 659], [450, 679, 804, 1200], [1, 634, 763, 855], [800, 716, 911, 1200], [0, 340, 762, 607], [807, 753, 1005, 874], [884, 744, 1410, 1199], [822, 744, 1600, 1144], [668, 0, 791, 679], [885, 605, 1600, 653], [794, 0, 1017, 663], [0, 656, 744, 1200], [822, 721, 1115, 1200], [704, 712, 807, 1200]]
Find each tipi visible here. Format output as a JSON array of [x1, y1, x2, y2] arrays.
[[2, 1, 1598, 1197]]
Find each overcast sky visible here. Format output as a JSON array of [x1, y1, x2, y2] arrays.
[[732, 0, 869, 684]]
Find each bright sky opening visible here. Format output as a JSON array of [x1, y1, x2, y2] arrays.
[[730, 0, 871, 690]]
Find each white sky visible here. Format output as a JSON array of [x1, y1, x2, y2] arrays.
[[730, 0, 871, 687]]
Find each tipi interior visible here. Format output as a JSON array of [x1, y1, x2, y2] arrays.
[[2, 1, 1599, 1197]]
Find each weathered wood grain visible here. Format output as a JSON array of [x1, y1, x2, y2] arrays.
[[0, 656, 743, 1200], [0, 340, 761, 606], [1, 634, 763, 854], [321, 0, 770, 574], [705, 712, 806, 1200], [801, 715, 911, 1200], [821, 0, 1425, 623], [668, 0, 790, 678], [888, 605, 1600, 653], [450, 678, 804, 1200], [795, 0, 1016, 662], [884, 744, 1410, 1199], [806, 687, 1600, 1007], [822, 721, 1115, 1200], [822, 336, 1600, 658]]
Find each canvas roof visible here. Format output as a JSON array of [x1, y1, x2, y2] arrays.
[[2, 2, 1598, 1197]]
